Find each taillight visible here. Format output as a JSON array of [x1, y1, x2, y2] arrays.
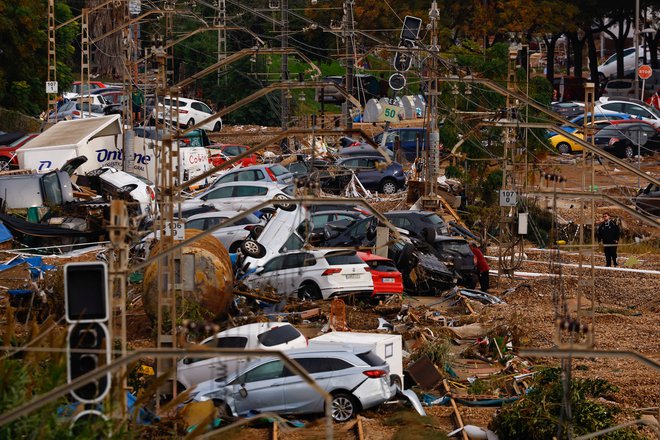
[[363, 370, 387, 378], [350, 141, 360, 146], [243, 225, 256, 231], [179, 109, 189, 114], [265, 167, 277, 181], [322, 268, 342, 276], [72, 110, 80, 116], [474, 255, 478, 265], [146, 186, 155, 201], [609, 137, 620, 146], [364, 266, 371, 272]]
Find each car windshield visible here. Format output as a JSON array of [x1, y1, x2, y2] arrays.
[[436, 240, 471, 256], [270, 165, 289, 176], [647, 105, 660, 119], [366, 259, 398, 272], [257, 325, 301, 347], [325, 251, 363, 265], [424, 214, 445, 225]]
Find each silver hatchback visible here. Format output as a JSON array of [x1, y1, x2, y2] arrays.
[[190, 346, 395, 422]]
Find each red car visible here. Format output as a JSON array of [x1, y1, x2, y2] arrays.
[[0, 133, 39, 170], [207, 144, 258, 168], [357, 251, 403, 298]]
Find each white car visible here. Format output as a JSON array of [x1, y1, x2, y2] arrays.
[[72, 94, 108, 107], [154, 96, 222, 132], [185, 211, 264, 253], [242, 248, 374, 301], [177, 322, 307, 390], [86, 166, 156, 220], [239, 205, 309, 268], [180, 181, 293, 213], [596, 97, 660, 128], [598, 47, 654, 80]]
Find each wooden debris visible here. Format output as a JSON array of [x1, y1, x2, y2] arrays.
[[443, 379, 470, 440]]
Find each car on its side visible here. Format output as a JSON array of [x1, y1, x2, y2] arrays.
[[211, 164, 294, 187], [331, 156, 406, 195], [431, 236, 477, 288], [384, 210, 449, 241], [85, 167, 156, 221], [190, 346, 395, 422], [634, 183, 660, 216], [357, 251, 403, 298], [596, 97, 660, 128], [177, 322, 307, 390], [186, 211, 264, 253], [154, 96, 222, 132], [207, 144, 258, 168], [242, 248, 374, 300], [180, 181, 293, 213]]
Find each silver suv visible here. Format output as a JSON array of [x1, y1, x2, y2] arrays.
[[190, 346, 395, 422]]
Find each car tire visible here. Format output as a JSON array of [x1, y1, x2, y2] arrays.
[[0, 157, 11, 171], [228, 241, 242, 253], [379, 178, 398, 195], [273, 194, 296, 211], [623, 145, 634, 159], [213, 121, 222, 132], [249, 225, 265, 239], [556, 142, 572, 154], [331, 392, 358, 422], [241, 239, 266, 258], [186, 118, 195, 129], [298, 282, 322, 301]]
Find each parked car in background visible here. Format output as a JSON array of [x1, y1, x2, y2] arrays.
[[332, 156, 406, 195], [154, 96, 222, 131], [190, 346, 395, 422], [548, 120, 615, 154], [48, 101, 105, 122], [181, 181, 293, 213], [185, 211, 264, 253], [177, 322, 307, 390], [384, 210, 449, 241], [242, 248, 373, 300], [546, 111, 633, 138], [598, 47, 655, 81], [357, 251, 403, 298], [634, 183, 660, 216], [315, 74, 379, 105], [0, 133, 38, 170], [595, 120, 660, 158], [207, 144, 258, 168], [596, 97, 660, 127], [63, 80, 107, 99], [373, 128, 427, 161], [602, 79, 656, 98], [431, 236, 477, 288], [211, 164, 293, 187], [550, 101, 584, 119]]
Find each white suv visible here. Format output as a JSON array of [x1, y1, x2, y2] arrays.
[[154, 96, 222, 132], [596, 97, 660, 128]]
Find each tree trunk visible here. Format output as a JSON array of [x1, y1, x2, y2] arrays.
[[586, 30, 601, 96], [89, 1, 127, 79], [544, 34, 560, 84], [569, 33, 584, 78], [647, 33, 659, 69]]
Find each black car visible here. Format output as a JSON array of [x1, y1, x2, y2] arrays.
[[595, 121, 660, 158], [431, 236, 477, 288], [634, 183, 660, 216], [550, 102, 584, 119], [322, 216, 455, 294], [311, 210, 365, 235], [385, 210, 449, 241]]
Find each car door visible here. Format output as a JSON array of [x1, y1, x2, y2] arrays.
[[246, 255, 285, 293], [226, 185, 268, 210], [355, 158, 381, 187], [179, 336, 248, 387], [282, 357, 335, 414], [230, 360, 287, 415]]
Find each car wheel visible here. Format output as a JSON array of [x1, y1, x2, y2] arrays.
[[228, 241, 242, 253], [0, 157, 11, 171], [273, 194, 296, 211], [213, 121, 222, 132], [298, 282, 322, 301], [241, 239, 266, 258], [379, 178, 398, 195], [186, 118, 195, 129], [331, 392, 358, 422], [556, 142, 572, 154], [249, 225, 265, 239]]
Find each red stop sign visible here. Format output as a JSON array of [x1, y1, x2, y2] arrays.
[[638, 65, 652, 80]]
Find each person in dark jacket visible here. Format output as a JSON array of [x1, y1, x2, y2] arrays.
[[469, 242, 490, 292], [597, 212, 620, 267]]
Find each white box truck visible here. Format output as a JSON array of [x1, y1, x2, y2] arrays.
[[311, 332, 403, 388]]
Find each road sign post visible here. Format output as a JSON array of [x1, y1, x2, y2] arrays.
[[638, 65, 652, 101]]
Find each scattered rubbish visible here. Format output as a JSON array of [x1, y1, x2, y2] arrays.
[[399, 389, 427, 416], [377, 317, 393, 331], [406, 355, 443, 390]]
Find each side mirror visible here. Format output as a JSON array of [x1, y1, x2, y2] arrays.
[[254, 266, 264, 274], [239, 385, 248, 398]]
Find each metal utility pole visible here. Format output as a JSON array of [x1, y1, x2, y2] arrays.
[[46, 0, 58, 120], [427, 1, 440, 196], [634, 0, 640, 98], [342, 0, 356, 130], [215, 0, 227, 86], [80, 8, 91, 118], [281, 0, 290, 130]]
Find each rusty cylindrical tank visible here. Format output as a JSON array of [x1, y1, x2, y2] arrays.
[[142, 229, 233, 322]]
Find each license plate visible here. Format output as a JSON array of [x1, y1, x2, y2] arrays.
[[383, 278, 395, 283], [345, 274, 360, 279]]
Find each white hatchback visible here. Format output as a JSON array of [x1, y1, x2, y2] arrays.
[[177, 322, 307, 390], [180, 181, 293, 213], [154, 96, 222, 132], [185, 210, 264, 253], [242, 248, 374, 301]]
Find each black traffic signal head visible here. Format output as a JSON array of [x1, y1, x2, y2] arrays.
[[67, 322, 110, 403], [64, 262, 108, 323]]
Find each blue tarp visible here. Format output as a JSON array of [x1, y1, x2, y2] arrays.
[[0, 256, 55, 279], [0, 223, 12, 243]]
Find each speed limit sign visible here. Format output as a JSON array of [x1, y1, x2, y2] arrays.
[[499, 190, 517, 207]]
